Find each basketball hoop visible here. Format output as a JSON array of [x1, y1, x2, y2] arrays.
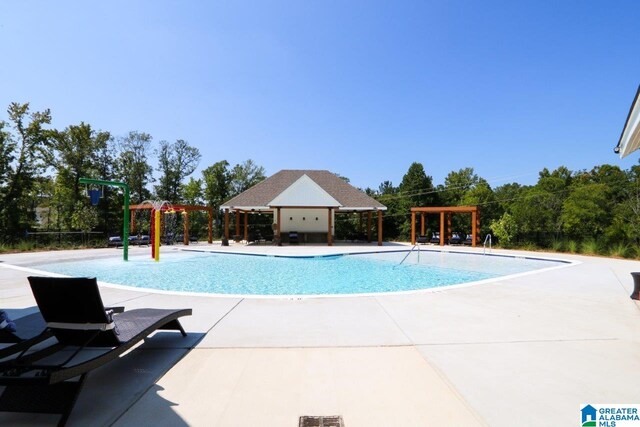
[[88, 188, 103, 206]]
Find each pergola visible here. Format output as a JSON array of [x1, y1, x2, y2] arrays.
[[410, 206, 479, 247], [129, 204, 213, 245]]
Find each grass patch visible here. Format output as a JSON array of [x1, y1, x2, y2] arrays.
[[608, 242, 635, 259], [580, 238, 600, 255], [567, 240, 580, 253], [550, 239, 565, 252]]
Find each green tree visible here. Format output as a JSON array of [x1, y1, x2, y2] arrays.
[[202, 160, 231, 237], [561, 183, 611, 238], [440, 167, 479, 206], [115, 131, 154, 204], [155, 139, 201, 202], [229, 159, 266, 196], [461, 179, 497, 238], [51, 122, 111, 229], [0, 102, 53, 242], [70, 201, 99, 244], [375, 180, 402, 240], [490, 212, 518, 247], [182, 178, 204, 205], [398, 162, 436, 239]]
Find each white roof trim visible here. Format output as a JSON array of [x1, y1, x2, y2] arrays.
[[219, 205, 271, 211], [268, 174, 341, 207], [618, 86, 640, 158]]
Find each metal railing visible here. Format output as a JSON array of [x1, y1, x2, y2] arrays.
[[397, 244, 420, 267], [483, 234, 492, 255]]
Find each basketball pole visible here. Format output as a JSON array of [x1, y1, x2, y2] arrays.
[[79, 178, 130, 261]]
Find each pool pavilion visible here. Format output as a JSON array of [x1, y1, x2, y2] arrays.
[[220, 170, 387, 245]]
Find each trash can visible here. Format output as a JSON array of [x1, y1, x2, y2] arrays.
[[221, 237, 229, 246], [630, 272, 640, 300]]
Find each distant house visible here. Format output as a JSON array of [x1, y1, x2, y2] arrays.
[[220, 170, 387, 245]]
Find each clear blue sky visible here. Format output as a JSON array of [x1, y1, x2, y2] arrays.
[[2, 1, 639, 189]]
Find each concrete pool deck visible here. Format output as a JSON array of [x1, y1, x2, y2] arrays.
[[1, 243, 639, 426]]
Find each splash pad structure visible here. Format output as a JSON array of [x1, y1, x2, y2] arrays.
[[129, 202, 213, 261]]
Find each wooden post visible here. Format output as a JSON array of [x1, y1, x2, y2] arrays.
[[276, 208, 281, 244], [471, 210, 477, 248], [367, 211, 372, 242], [327, 208, 333, 246], [377, 210, 383, 246], [235, 209, 240, 238], [411, 211, 416, 245], [183, 211, 190, 245], [439, 211, 445, 246], [359, 212, 363, 234], [447, 212, 452, 243], [421, 213, 425, 236], [207, 208, 213, 244], [224, 208, 229, 239], [130, 209, 136, 234], [244, 211, 248, 242], [475, 209, 481, 246]]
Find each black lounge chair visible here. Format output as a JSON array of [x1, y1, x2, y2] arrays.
[[107, 236, 123, 247], [430, 232, 441, 244], [462, 234, 474, 245], [416, 235, 428, 244], [449, 232, 462, 245], [0, 277, 192, 426], [289, 231, 299, 244]]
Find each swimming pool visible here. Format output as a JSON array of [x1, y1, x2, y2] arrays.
[[32, 249, 568, 296]]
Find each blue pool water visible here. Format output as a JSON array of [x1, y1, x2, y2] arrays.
[[32, 250, 565, 296]]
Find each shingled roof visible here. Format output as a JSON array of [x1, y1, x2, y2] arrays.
[[220, 170, 386, 211]]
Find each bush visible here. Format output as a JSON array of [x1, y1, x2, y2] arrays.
[[581, 238, 601, 255], [567, 240, 580, 253], [608, 243, 634, 259], [490, 213, 518, 247], [551, 239, 565, 252], [520, 241, 538, 251]]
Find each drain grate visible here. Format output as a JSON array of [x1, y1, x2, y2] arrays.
[[299, 415, 344, 427]]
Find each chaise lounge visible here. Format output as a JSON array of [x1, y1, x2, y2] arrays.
[[0, 276, 192, 426]]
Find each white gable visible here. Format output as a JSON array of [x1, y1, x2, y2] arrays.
[[268, 174, 341, 207]]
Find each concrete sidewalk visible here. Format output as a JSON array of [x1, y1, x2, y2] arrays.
[[1, 244, 639, 426]]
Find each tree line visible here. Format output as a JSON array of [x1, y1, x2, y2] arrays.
[[0, 102, 265, 244], [1, 102, 639, 257]]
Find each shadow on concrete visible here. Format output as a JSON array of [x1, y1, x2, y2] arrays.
[[0, 328, 204, 426], [112, 384, 192, 427]]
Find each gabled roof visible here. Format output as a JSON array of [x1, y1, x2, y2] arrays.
[[220, 169, 386, 211], [268, 174, 341, 207]]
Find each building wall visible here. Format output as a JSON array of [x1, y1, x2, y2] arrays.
[[277, 208, 335, 234]]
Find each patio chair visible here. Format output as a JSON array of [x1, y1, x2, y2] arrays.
[[0, 276, 192, 426], [449, 232, 462, 245], [107, 236, 123, 247], [289, 231, 299, 244], [416, 235, 428, 244], [430, 232, 441, 244]]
